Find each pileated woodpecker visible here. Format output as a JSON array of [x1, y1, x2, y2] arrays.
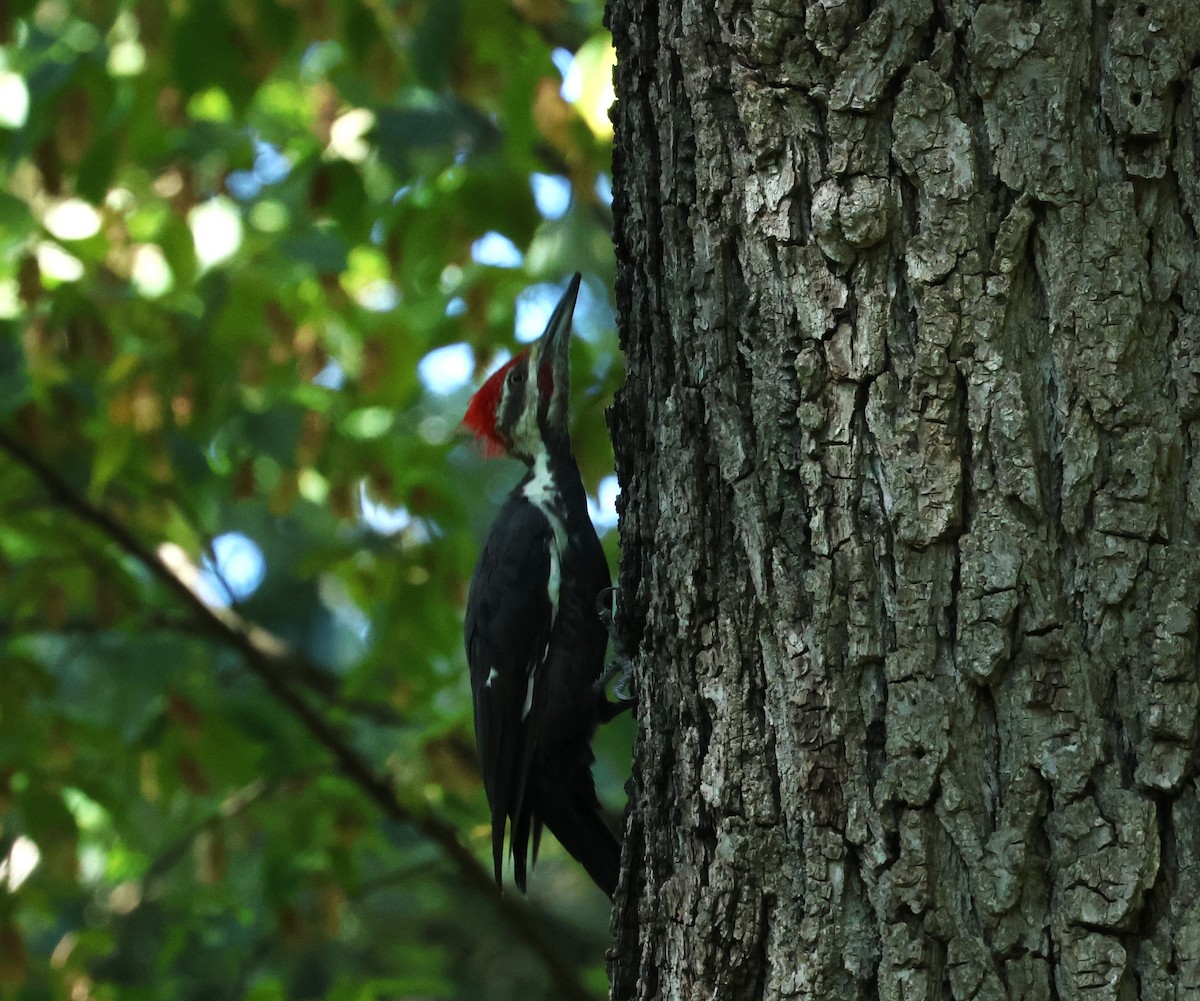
[[462, 273, 624, 898]]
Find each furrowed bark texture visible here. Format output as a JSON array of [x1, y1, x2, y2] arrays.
[[606, 1, 1200, 999]]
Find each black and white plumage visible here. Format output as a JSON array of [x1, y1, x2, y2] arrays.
[[462, 274, 625, 898]]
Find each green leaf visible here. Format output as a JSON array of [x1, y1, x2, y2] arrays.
[[341, 406, 395, 440], [279, 231, 349, 272], [0, 328, 31, 417], [413, 0, 463, 90]]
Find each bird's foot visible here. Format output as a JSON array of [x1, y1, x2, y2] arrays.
[[595, 586, 636, 715]]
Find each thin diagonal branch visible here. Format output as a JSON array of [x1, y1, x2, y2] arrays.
[[0, 427, 601, 1001]]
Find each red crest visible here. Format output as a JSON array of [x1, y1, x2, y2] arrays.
[[462, 353, 525, 457]]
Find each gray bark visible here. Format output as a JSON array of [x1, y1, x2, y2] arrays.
[[605, 1, 1200, 999]]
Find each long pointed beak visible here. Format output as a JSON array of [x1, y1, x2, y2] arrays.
[[529, 273, 581, 437], [531, 272, 581, 374]]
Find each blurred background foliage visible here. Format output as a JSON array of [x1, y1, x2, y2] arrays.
[[0, 0, 626, 998]]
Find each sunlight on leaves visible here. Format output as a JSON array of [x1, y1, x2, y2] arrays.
[[43, 200, 102, 241], [130, 244, 173, 297], [569, 35, 618, 140], [189, 197, 244, 271], [0, 73, 29, 128]]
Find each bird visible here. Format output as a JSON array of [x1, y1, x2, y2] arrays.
[[461, 273, 626, 898]]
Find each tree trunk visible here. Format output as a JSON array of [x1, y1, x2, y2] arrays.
[[605, 1, 1200, 998]]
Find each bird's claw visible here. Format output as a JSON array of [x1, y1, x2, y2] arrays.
[[611, 668, 635, 704], [595, 586, 636, 710]]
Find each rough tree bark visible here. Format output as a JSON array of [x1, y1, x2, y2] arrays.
[[605, 1, 1200, 999]]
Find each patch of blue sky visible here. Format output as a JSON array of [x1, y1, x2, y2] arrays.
[[531, 173, 571, 219], [200, 532, 266, 604], [227, 139, 292, 201], [312, 359, 345, 390], [588, 475, 619, 532], [419, 342, 475, 395], [595, 172, 613, 206], [552, 47, 581, 101], [226, 172, 259, 201], [254, 141, 291, 184], [482, 347, 514, 377], [471, 231, 524, 269], [516, 276, 610, 344], [358, 280, 399, 312], [358, 481, 413, 536]]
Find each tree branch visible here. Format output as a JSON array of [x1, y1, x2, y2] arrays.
[[0, 427, 601, 1001]]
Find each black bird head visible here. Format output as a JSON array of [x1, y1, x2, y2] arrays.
[[462, 273, 581, 463]]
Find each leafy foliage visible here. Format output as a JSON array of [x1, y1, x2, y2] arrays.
[[0, 2, 626, 998]]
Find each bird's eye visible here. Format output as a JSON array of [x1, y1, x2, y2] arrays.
[[508, 369, 526, 385]]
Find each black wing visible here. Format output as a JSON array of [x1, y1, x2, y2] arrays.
[[464, 495, 554, 889]]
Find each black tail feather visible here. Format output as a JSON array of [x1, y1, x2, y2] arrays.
[[542, 802, 619, 899], [510, 804, 533, 892], [528, 764, 620, 899], [492, 818, 505, 888]]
